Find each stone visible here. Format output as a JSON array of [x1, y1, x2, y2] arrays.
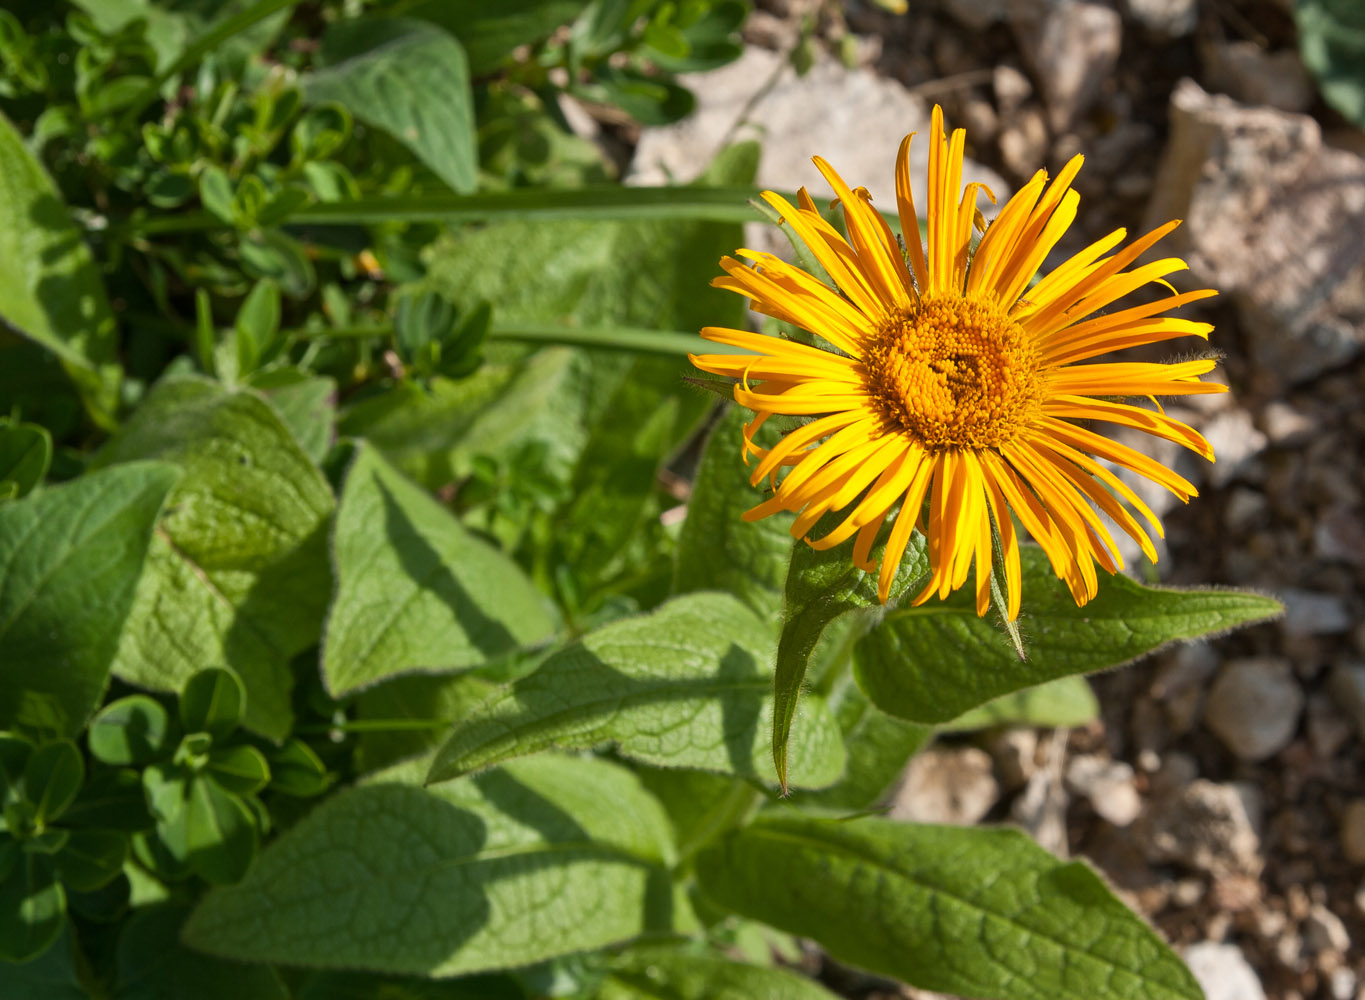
[[1341, 799, 1365, 865], [1306, 694, 1353, 760], [1146, 81, 1365, 391], [1124, 0, 1197, 37], [1065, 754, 1141, 827], [1260, 401, 1315, 445], [629, 46, 1009, 255], [998, 103, 1049, 177], [1314, 505, 1365, 567], [890, 746, 999, 826], [942, 0, 1009, 31], [1200, 407, 1268, 489], [1224, 488, 1267, 533], [1205, 41, 1315, 114], [992, 63, 1033, 115], [1005, 0, 1122, 131], [1304, 903, 1351, 954], [987, 727, 1037, 790], [1184, 942, 1267, 1000], [1279, 589, 1350, 637], [1132, 779, 1264, 876], [1326, 966, 1356, 1000], [1202, 657, 1303, 761], [1330, 663, 1365, 736]]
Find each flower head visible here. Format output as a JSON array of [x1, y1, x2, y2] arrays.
[[690, 106, 1223, 618]]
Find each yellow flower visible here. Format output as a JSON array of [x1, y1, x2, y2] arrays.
[[690, 106, 1224, 619]]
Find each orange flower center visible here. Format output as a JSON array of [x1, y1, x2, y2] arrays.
[[866, 293, 1043, 451]]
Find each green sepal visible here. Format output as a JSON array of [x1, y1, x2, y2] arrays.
[[24, 741, 84, 825]]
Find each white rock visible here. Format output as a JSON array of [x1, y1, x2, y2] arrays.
[[1326, 966, 1356, 1000], [629, 46, 1009, 256], [1005, 0, 1122, 130], [1151, 644, 1219, 699], [1184, 942, 1267, 1000], [1146, 81, 1365, 390], [1279, 588, 1350, 637], [1202, 657, 1303, 761], [1205, 41, 1315, 114], [890, 746, 1000, 826], [1201, 408, 1268, 489], [998, 104, 1049, 177], [993, 63, 1034, 115], [1306, 694, 1353, 759], [987, 727, 1037, 790], [1133, 779, 1264, 876], [1125, 0, 1197, 36], [1304, 903, 1351, 954], [1341, 799, 1365, 865], [1260, 400, 1315, 445], [1065, 755, 1142, 827]]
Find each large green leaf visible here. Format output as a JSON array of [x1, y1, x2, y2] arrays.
[[769, 526, 929, 791], [0, 111, 119, 427], [601, 945, 839, 1000], [793, 672, 932, 813], [113, 905, 289, 1000], [92, 377, 334, 741], [305, 18, 477, 194], [854, 546, 1282, 724], [183, 755, 676, 976], [674, 406, 794, 623], [427, 593, 846, 790], [323, 442, 554, 697], [3, 923, 87, 999], [0, 462, 178, 736], [1296, 0, 1365, 127], [404, 0, 590, 75], [695, 814, 1202, 1000]]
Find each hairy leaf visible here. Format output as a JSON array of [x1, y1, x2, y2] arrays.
[[427, 593, 846, 790], [696, 814, 1202, 1000], [601, 945, 840, 1000], [184, 755, 675, 976]]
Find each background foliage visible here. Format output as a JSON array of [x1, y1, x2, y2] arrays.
[[0, 1, 1287, 998]]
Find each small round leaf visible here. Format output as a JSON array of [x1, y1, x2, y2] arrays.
[[267, 739, 330, 798], [0, 851, 64, 962], [180, 669, 245, 740], [184, 776, 258, 885], [56, 828, 128, 892], [206, 745, 271, 797], [88, 695, 171, 766], [24, 741, 84, 825]]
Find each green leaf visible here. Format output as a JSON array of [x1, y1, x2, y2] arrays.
[[23, 741, 83, 825], [0, 419, 51, 499], [55, 828, 127, 892], [88, 695, 172, 766], [0, 110, 120, 428], [353, 670, 506, 774], [182, 775, 258, 884], [1296, 0, 1365, 127], [674, 406, 794, 623], [634, 767, 759, 862], [405, 0, 590, 75], [0, 463, 179, 737], [180, 668, 245, 740], [427, 593, 846, 790], [112, 904, 289, 1000], [0, 850, 64, 962], [60, 767, 149, 833], [602, 944, 840, 1000], [247, 367, 337, 466], [854, 546, 1283, 724], [206, 745, 271, 796], [294, 971, 522, 1000], [0, 921, 86, 999], [323, 441, 554, 697], [183, 755, 675, 976], [695, 814, 1202, 1000], [942, 674, 1100, 732], [92, 376, 334, 741], [304, 18, 477, 194], [769, 526, 929, 791], [234, 278, 281, 376], [266, 739, 328, 797], [793, 672, 932, 813]]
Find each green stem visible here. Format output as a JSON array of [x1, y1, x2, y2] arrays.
[[294, 719, 453, 734], [289, 321, 746, 356]]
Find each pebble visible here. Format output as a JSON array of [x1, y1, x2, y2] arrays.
[[1202, 657, 1303, 761], [1261, 400, 1316, 445], [1133, 778, 1264, 877], [1224, 487, 1268, 534], [890, 746, 999, 826], [1326, 966, 1356, 1000], [998, 103, 1049, 177], [987, 727, 1037, 791], [1329, 663, 1365, 736], [1340, 799, 1365, 865], [1065, 755, 1142, 827], [1151, 644, 1219, 699], [1313, 505, 1365, 567], [1279, 589, 1350, 637], [1201, 407, 1269, 489], [1306, 694, 1353, 760], [1303, 903, 1351, 953], [1205, 41, 1315, 114], [1184, 942, 1267, 1000], [1124, 0, 1198, 37], [941, 0, 1009, 31], [993, 64, 1034, 115], [1005, 0, 1122, 130]]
